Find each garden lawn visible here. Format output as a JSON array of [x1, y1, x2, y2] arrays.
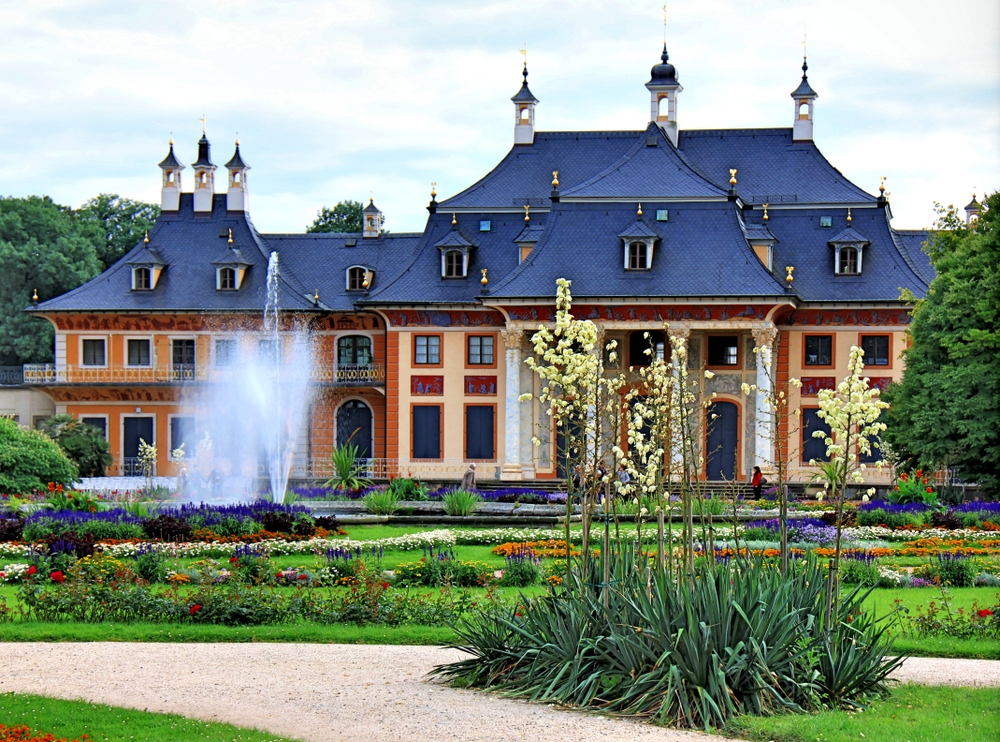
[[728, 683, 999, 742], [0, 692, 300, 742], [864, 587, 999, 618]]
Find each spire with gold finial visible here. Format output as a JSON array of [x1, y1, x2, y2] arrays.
[[785, 265, 795, 285], [427, 182, 438, 214], [847, 208, 852, 225], [451, 213, 457, 226], [523, 204, 530, 223], [763, 203, 769, 222], [228, 228, 233, 245], [144, 230, 150, 245], [637, 202, 643, 217], [512, 43, 539, 145], [480, 268, 488, 286]]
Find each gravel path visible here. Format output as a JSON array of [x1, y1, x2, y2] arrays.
[[1, 644, 997, 742], [0, 643, 739, 742]]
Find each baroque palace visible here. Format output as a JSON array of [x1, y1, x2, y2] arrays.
[[23, 46, 939, 485]]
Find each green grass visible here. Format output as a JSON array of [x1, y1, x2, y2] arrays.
[[0, 692, 300, 741], [889, 636, 1000, 660], [728, 683, 1000, 742], [0, 621, 459, 644], [865, 586, 999, 617]]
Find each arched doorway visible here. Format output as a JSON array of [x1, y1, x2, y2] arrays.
[[706, 401, 739, 481], [336, 400, 372, 459]]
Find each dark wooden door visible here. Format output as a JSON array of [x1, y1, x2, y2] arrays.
[[337, 401, 373, 459], [123, 417, 153, 476], [706, 401, 738, 481]]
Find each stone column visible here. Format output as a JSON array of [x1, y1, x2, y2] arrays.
[[751, 325, 779, 471], [500, 328, 525, 480]]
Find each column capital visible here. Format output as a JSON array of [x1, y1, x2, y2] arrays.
[[500, 328, 524, 350], [666, 323, 691, 340], [751, 324, 778, 349]]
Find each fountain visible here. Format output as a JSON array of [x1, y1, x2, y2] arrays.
[[179, 252, 315, 504]]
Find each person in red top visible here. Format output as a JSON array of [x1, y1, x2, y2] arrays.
[[751, 466, 764, 499]]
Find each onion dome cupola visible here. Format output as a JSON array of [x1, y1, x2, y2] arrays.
[[157, 139, 184, 212], [964, 194, 981, 225], [191, 130, 216, 213], [791, 56, 818, 142], [512, 63, 539, 145], [645, 44, 683, 147], [362, 198, 383, 238], [225, 139, 250, 213]]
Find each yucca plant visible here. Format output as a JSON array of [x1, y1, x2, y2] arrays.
[[323, 443, 373, 492], [434, 548, 901, 731], [443, 489, 481, 516], [362, 488, 400, 515]]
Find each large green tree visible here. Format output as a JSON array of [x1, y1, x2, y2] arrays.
[[39, 414, 113, 477], [0, 415, 78, 493], [882, 193, 1000, 493], [79, 193, 160, 270], [307, 200, 366, 233], [0, 196, 104, 365]]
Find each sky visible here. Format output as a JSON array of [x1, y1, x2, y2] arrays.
[[0, 0, 997, 234]]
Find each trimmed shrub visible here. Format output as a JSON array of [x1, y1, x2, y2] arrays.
[[0, 416, 78, 494]]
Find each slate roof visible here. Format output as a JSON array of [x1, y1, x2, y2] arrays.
[[791, 59, 817, 98], [511, 66, 539, 103], [677, 128, 874, 205], [892, 229, 935, 285], [489, 201, 788, 300], [224, 144, 249, 170], [158, 144, 181, 170], [828, 226, 870, 243], [192, 135, 214, 168]]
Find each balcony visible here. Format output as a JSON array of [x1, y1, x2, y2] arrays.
[[0, 366, 23, 386], [21, 363, 385, 387]]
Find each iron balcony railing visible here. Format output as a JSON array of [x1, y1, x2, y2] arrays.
[[0, 366, 23, 386], [21, 363, 385, 387], [303, 458, 498, 481]]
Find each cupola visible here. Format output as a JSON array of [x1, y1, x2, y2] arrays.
[[645, 44, 682, 147], [362, 198, 383, 238], [511, 63, 539, 145], [791, 56, 818, 142], [157, 139, 184, 212], [965, 194, 981, 225], [225, 139, 250, 213], [191, 130, 216, 213]]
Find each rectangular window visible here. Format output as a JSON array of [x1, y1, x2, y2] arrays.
[[707, 336, 739, 366], [465, 405, 495, 460], [81, 417, 107, 439], [801, 408, 831, 463], [127, 338, 151, 366], [861, 335, 890, 366], [412, 405, 441, 459], [82, 339, 106, 366], [170, 416, 196, 457], [172, 338, 196, 380], [214, 338, 236, 366], [414, 335, 440, 365], [627, 241, 648, 270], [467, 335, 494, 365], [804, 335, 833, 366], [655, 209, 669, 222]]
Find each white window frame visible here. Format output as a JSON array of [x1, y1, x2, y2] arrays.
[[80, 336, 108, 368], [216, 266, 238, 291], [132, 266, 153, 291], [346, 265, 368, 291], [213, 336, 238, 367], [834, 244, 864, 275], [624, 240, 653, 270], [167, 414, 197, 460], [125, 336, 154, 367], [441, 250, 468, 278]]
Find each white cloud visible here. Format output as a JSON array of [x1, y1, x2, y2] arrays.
[[0, 0, 995, 232]]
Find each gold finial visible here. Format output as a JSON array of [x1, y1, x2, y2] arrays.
[[451, 213, 457, 226], [228, 228, 233, 245], [637, 202, 643, 216], [430, 181, 437, 198], [480, 268, 489, 286], [879, 176, 886, 194], [200, 114, 206, 134], [803, 31, 807, 59], [785, 265, 795, 284], [168, 133, 174, 146], [520, 44, 527, 67], [729, 169, 738, 186], [551, 170, 559, 188], [313, 288, 320, 303], [362, 271, 372, 289], [235, 133, 240, 146], [763, 203, 769, 222], [32, 288, 38, 302], [143, 230, 149, 245], [847, 208, 852, 224], [524, 204, 530, 222]]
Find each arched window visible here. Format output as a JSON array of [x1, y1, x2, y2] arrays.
[[629, 330, 665, 366], [338, 335, 372, 367], [133, 267, 151, 291], [198, 172, 206, 186], [217, 267, 237, 290], [347, 266, 366, 291], [658, 95, 670, 119], [519, 106, 530, 122], [628, 241, 649, 270], [838, 246, 859, 274], [798, 102, 809, 118], [444, 250, 465, 277]]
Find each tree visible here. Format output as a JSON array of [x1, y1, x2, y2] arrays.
[[39, 414, 112, 477], [882, 193, 1000, 494], [0, 196, 103, 365], [79, 193, 160, 270], [307, 201, 366, 233], [0, 416, 78, 494]]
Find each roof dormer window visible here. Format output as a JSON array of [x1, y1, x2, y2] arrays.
[[829, 225, 869, 276], [443, 250, 466, 278], [217, 266, 237, 290], [618, 213, 659, 272], [627, 241, 651, 270], [132, 267, 152, 291], [347, 266, 366, 291], [837, 245, 860, 275]]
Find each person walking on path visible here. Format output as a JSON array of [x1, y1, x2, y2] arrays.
[[751, 466, 764, 499], [460, 463, 477, 491]]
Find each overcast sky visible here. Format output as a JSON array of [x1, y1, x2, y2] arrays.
[[0, 0, 996, 234]]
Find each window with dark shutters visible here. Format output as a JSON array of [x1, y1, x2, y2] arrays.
[[801, 408, 831, 463], [465, 405, 494, 460], [412, 406, 441, 459]]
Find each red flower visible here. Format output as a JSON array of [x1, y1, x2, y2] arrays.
[[26, 565, 37, 576], [276, 572, 283, 579], [229, 557, 239, 565], [50, 571, 65, 583], [383, 582, 390, 589], [298, 574, 308, 580], [915, 469, 923, 477], [977, 609, 993, 618], [925, 487, 934, 494], [190, 604, 201, 615]]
